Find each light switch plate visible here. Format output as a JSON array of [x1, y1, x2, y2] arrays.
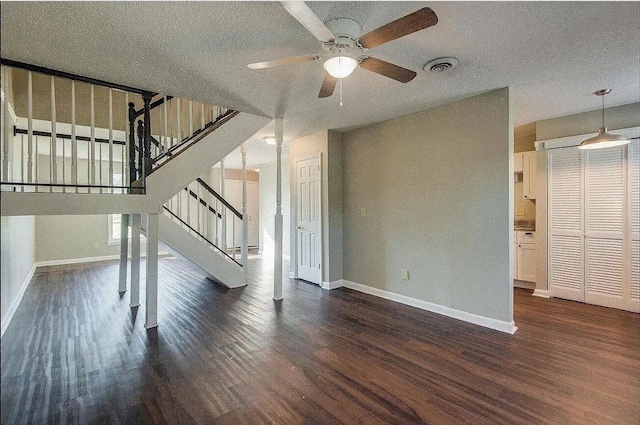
[[401, 269, 409, 281], [516, 207, 525, 216], [360, 208, 366, 217]]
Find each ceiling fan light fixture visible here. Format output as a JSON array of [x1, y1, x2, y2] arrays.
[[323, 56, 358, 79], [264, 136, 276, 145], [579, 89, 630, 150]]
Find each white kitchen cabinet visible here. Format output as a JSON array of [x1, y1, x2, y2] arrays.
[[514, 152, 523, 173], [514, 231, 536, 282], [523, 151, 537, 200]]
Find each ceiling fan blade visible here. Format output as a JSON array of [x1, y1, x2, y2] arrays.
[[318, 73, 337, 98], [280, 1, 335, 43], [358, 57, 416, 83], [247, 54, 320, 70], [358, 7, 438, 49]]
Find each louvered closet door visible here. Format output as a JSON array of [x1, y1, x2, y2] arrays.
[[548, 147, 584, 301], [629, 140, 639, 312], [584, 147, 626, 309]]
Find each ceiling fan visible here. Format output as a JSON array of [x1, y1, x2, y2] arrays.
[[247, 2, 438, 99]]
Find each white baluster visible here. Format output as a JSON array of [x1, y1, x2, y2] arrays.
[[109, 89, 114, 192], [90, 84, 95, 191], [34, 135, 39, 191], [20, 134, 24, 191], [163, 96, 168, 152], [189, 101, 193, 136], [220, 159, 227, 251], [176, 98, 181, 142], [27, 71, 33, 185], [197, 182, 201, 236], [1, 66, 9, 184], [124, 92, 129, 187], [50, 76, 57, 192], [62, 137, 66, 192], [71, 81, 77, 191], [200, 103, 205, 129]]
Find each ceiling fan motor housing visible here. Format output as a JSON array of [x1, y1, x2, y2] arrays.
[[324, 18, 362, 51]]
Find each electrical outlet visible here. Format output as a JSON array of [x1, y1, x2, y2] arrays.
[[93, 242, 99, 249], [360, 208, 366, 217], [516, 207, 525, 216], [401, 269, 410, 281]]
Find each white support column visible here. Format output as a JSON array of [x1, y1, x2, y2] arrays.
[[2, 66, 11, 183], [145, 213, 159, 329], [274, 118, 284, 300], [118, 214, 129, 294], [220, 159, 227, 251], [241, 143, 249, 283], [130, 213, 141, 308]]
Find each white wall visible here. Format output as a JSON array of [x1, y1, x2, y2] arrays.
[[342, 88, 513, 324], [1, 215, 36, 336], [258, 159, 290, 261]]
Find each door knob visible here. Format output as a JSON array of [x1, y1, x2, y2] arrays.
[[296, 225, 302, 229]]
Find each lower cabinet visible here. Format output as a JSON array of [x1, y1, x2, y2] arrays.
[[514, 231, 536, 282]]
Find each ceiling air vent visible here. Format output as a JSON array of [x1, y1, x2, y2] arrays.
[[424, 57, 459, 73]]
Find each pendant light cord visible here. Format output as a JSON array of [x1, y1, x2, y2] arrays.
[[339, 78, 343, 107], [601, 94, 605, 127]]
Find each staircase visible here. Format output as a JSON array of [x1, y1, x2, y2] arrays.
[[1, 60, 269, 288]]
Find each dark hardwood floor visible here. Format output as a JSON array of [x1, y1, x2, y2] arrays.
[[2, 256, 638, 424]]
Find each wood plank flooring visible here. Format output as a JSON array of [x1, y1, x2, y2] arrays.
[[2, 256, 638, 424]]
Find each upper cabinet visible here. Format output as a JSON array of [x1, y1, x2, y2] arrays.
[[514, 152, 524, 173], [522, 151, 537, 200]]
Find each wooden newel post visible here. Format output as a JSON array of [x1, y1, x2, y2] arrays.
[[142, 92, 153, 178], [128, 102, 137, 187]]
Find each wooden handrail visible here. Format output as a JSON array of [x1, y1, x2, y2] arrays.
[[162, 206, 242, 266], [1, 58, 151, 95], [133, 96, 174, 119], [196, 178, 242, 219]]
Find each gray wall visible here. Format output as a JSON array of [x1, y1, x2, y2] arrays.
[[258, 159, 290, 262], [1, 215, 36, 334], [342, 88, 513, 322], [536, 102, 640, 140], [289, 130, 343, 284], [35, 214, 145, 262]]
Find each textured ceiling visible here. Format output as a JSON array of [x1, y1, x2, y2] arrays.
[[1, 1, 639, 168]]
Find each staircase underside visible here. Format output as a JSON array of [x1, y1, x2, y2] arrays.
[[157, 213, 245, 288]]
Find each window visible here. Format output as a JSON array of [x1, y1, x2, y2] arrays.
[[108, 174, 145, 244]]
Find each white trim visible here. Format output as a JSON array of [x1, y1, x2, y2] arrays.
[[35, 251, 170, 267], [341, 280, 518, 334], [1, 263, 36, 338], [535, 126, 639, 151], [283, 254, 290, 261], [321, 280, 345, 290], [532, 289, 551, 298], [288, 271, 296, 279]]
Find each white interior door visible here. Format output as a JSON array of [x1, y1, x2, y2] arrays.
[[548, 147, 584, 302], [295, 155, 321, 284]]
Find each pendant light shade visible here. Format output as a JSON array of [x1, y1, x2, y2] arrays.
[[578, 89, 630, 150], [323, 56, 358, 79], [577, 127, 630, 150]]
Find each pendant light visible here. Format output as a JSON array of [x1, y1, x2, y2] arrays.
[[578, 89, 630, 150]]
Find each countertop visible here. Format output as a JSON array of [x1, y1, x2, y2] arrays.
[[514, 220, 535, 232]]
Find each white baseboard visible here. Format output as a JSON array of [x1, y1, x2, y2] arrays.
[[35, 251, 170, 267], [321, 280, 345, 290], [341, 280, 518, 335], [1, 263, 36, 338], [532, 289, 550, 298], [514, 280, 536, 290], [288, 272, 296, 279]]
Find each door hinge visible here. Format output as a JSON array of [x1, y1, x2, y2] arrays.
[[318, 263, 321, 269]]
